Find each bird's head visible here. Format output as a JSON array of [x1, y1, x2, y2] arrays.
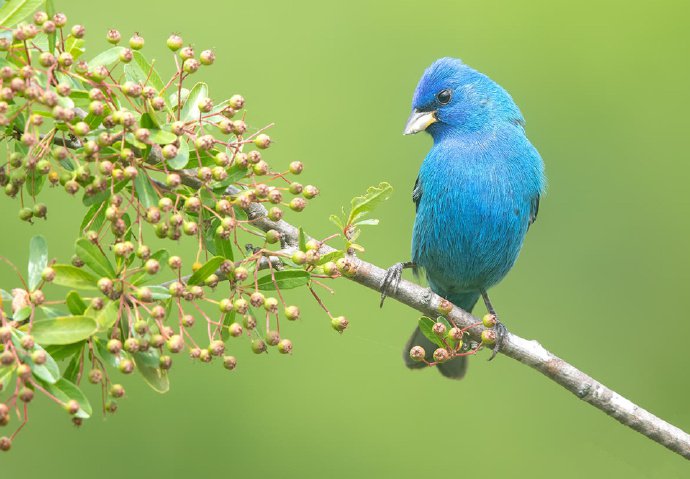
[[404, 57, 524, 139]]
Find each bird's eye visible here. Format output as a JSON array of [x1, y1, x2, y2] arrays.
[[436, 89, 452, 105]]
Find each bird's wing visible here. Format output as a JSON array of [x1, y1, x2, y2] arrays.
[[529, 194, 540, 227], [412, 176, 422, 212]]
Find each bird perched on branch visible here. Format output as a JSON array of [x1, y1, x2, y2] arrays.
[[381, 57, 545, 379]]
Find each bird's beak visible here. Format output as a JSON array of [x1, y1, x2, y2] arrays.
[[403, 109, 437, 135]]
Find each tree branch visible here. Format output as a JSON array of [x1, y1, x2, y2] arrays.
[[194, 168, 690, 460], [122, 143, 690, 459]]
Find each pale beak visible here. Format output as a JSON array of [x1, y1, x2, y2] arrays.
[[403, 109, 437, 135]]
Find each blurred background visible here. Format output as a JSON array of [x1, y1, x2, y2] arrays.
[[2, 0, 690, 476]]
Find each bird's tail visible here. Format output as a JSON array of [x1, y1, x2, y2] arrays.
[[403, 291, 480, 380]]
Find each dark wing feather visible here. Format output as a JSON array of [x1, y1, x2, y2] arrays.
[[412, 176, 422, 212], [529, 195, 540, 227]]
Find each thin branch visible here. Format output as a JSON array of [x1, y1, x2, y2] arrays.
[[182, 162, 688, 460], [99, 138, 690, 459]]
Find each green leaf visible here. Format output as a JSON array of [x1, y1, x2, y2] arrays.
[[66, 291, 87, 315], [40, 306, 67, 318], [11, 329, 60, 383], [418, 316, 446, 348], [256, 270, 310, 291], [89, 46, 125, 69], [146, 285, 170, 300], [347, 182, 393, 225], [45, 341, 85, 361], [166, 138, 189, 169], [75, 238, 115, 278], [14, 306, 31, 322], [329, 214, 344, 230], [149, 129, 177, 145], [133, 351, 169, 393], [45, 0, 56, 52], [1, 288, 12, 301], [354, 218, 380, 226], [28, 235, 48, 290], [80, 203, 106, 234], [52, 264, 98, 290], [129, 249, 169, 286], [214, 230, 234, 261], [180, 82, 208, 122], [298, 227, 307, 252], [220, 311, 236, 341], [133, 173, 158, 209], [26, 168, 46, 196], [21, 316, 98, 345], [0, 0, 43, 27], [62, 346, 83, 383], [41, 377, 92, 418], [317, 250, 344, 265], [95, 299, 119, 331], [187, 256, 224, 286], [125, 51, 165, 92], [0, 365, 15, 391]]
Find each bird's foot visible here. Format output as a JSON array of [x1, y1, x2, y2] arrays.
[[379, 261, 415, 307], [488, 319, 507, 361]]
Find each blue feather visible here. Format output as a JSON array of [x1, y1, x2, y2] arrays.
[[403, 57, 546, 378]]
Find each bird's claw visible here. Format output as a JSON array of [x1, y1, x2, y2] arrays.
[[488, 320, 508, 361], [380, 263, 405, 308]]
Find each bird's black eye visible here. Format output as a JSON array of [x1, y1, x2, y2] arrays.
[[436, 89, 452, 105]]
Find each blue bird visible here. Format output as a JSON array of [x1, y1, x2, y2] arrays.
[[381, 57, 545, 379]]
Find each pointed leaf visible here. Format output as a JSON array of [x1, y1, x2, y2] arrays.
[[220, 311, 236, 341], [347, 182, 393, 225], [214, 232, 234, 261], [187, 256, 224, 286], [28, 235, 48, 290], [256, 270, 310, 291], [133, 173, 159, 209], [21, 316, 98, 345], [180, 82, 208, 122], [80, 203, 106, 233], [0, 0, 44, 27], [298, 227, 307, 252], [52, 265, 98, 290], [41, 377, 92, 418], [26, 168, 46, 196], [62, 347, 83, 383], [75, 238, 115, 278], [133, 351, 169, 393], [89, 46, 125, 69]]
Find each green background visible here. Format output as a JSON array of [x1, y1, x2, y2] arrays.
[[2, 0, 690, 476]]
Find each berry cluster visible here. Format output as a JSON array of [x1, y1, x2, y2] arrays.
[[0, 8, 351, 452], [408, 311, 499, 367]]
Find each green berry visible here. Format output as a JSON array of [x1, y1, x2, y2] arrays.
[[251, 339, 267, 354], [331, 316, 349, 333], [167, 34, 183, 51], [284, 305, 300, 321], [278, 339, 292, 354]]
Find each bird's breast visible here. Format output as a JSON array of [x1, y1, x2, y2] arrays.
[[411, 145, 533, 292]]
